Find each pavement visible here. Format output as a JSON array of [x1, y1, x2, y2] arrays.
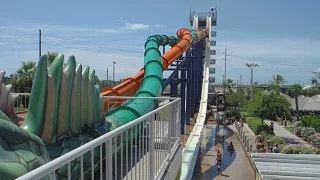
[[192, 123, 254, 180], [264, 120, 311, 146], [234, 122, 257, 152]]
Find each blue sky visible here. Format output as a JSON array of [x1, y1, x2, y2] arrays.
[[1, 0, 320, 85]]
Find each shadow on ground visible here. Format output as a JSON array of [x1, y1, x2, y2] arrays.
[[282, 137, 304, 144]]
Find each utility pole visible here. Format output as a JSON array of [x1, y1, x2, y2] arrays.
[[246, 63, 259, 100], [113, 61, 116, 82], [240, 75, 242, 86], [106, 68, 109, 85], [39, 29, 42, 57], [223, 47, 229, 94]]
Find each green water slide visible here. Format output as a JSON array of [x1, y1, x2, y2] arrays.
[[104, 35, 178, 130], [104, 29, 207, 131]]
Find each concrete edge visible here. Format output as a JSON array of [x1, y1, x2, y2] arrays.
[[159, 143, 183, 180]]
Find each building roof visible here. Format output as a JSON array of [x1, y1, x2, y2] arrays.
[[251, 153, 320, 180]]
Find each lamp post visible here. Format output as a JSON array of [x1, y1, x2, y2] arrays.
[[113, 61, 116, 82], [246, 63, 259, 100]]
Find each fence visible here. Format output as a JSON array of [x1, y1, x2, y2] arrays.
[[234, 122, 265, 180], [11, 93, 30, 112], [17, 96, 181, 180], [234, 122, 254, 153]]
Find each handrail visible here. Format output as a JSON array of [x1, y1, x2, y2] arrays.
[[16, 98, 180, 180], [11, 93, 31, 95]]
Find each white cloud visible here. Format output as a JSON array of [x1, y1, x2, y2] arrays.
[[125, 23, 150, 30], [97, 29, 119, 33], [154, 24, 167, 28]]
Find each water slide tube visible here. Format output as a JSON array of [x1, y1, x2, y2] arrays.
[[102, 28, 208, 131], [101, 29, 207, 113]]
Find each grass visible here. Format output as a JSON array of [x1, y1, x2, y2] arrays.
[[284, 127, 294, 133], [246, 116, 287, 146], [14, 107, 27, 112]]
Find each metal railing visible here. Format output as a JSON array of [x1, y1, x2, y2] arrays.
[[104, 96, 172, 112], [234, 122, 254, 153], [234, 122, 264, 179], [11, 93, 30, 112], [17, 96, 181, 180]]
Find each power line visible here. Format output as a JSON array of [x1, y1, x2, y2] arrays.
[[0, 32, 145, 52], [42, 42, 142, 57], [41, 33, 144, 52], [0, 33, 37, 36]]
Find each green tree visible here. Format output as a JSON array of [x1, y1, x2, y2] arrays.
[[288, 84, 303, 121], [226, 91, 247, 107], [255, 93, 290, 122]]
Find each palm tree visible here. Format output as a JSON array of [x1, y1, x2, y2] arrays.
[[10, 60, 36, 96], [311, 78, 318, 86], [288, 84, 302, 122], [47, 51, 58, 67], [270, 74, 286, 92], [223, 78, 234, 93]]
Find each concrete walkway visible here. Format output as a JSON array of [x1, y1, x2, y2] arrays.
[[192, 124, 254, 180], [234, 122, 257, 152], [264, 120, 310, 146]]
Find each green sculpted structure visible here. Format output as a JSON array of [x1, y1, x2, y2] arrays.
[[0, 55, 104, 179]]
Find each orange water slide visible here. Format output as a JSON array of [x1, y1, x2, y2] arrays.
[[101, 28, 207, 112]]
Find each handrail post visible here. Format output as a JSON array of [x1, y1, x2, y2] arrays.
[[168, 104, 173, 154], [106, 139, 113, 179], [149, 117, 155, 180], [244, 135, 247, 146]]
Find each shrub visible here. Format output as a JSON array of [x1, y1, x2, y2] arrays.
[[301, 115, 320, 132], [264, 135, 286, 145], [294, 126, 302, 137], [282, 144, 317, 154], [240, 111, 251, 118], [293, 121, 301, 127], [309, 133, 320, 148], [301, 127, 316, 141], [246, 117, 262, 135]]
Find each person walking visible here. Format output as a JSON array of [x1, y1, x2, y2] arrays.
[[270, 122, 274, 132], [216, 149, 223, 175]]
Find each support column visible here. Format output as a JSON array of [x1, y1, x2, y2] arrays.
[[170, 60, 179, 98], [197, 40, 205, 105], [191, 44, 198, 117], [186, 50, 192, 125], [196, 42, 202, 112], [180, 56, 188, 134]]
